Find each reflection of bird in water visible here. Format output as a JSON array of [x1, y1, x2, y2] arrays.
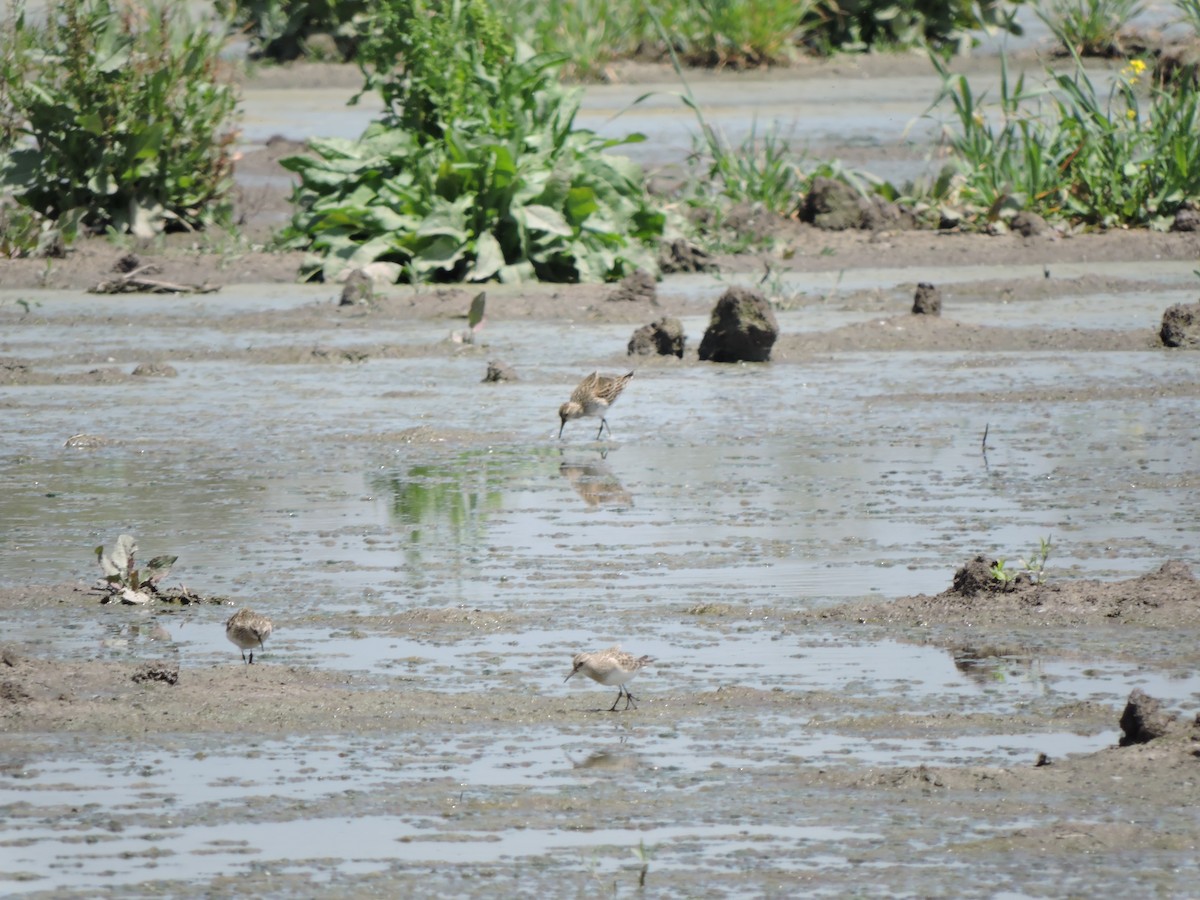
[[558, 371, 634, 440], [559, 458, 633, 508], [565, 645, 654, 711], [100, 621, 173, 650], [951, 645, 1041, 691], [225, 608, 273, 664], [567, 750, 641, 772]]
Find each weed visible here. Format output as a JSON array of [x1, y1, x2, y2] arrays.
[[1037, 0, 1145, 57], [631, 838, 653, 887], [991, 536, 1052, 587], [926, 51, 1200, 229], [0, 0, 239, 246], [281, 0, 663, 283], [95, 534, 178, 604]]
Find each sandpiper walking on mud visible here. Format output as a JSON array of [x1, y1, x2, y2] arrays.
[[558, 371, 633, 440], [565, 645, 653, 711], [226, 608, 273, 664]]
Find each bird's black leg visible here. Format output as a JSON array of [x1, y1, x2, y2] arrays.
[[241, 649, 247, 663], [596, 418, 609, 440], [249, 650, 255, 665], [624, 689, 638, 710], [609, 689, 622, 712]]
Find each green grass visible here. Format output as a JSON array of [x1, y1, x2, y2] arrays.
[[1035, 0, 1145, 57], [926, 53, 1200, 228]]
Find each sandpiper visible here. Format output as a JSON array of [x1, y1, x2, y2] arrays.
[[225, 608, 273, 664], [565, 645, 653, 711], [558, 371, 633, 440]]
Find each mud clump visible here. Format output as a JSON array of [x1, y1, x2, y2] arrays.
[[1160, 302, 1200, 348], [132, 664, 180, 686], [698, 287, 778, 363], [482, 360, 518, 383], [912, 282, 942, 316], [1119, 689, 1177, 745], [1171, 200, 1200, 232], [131, 362, 178, 377], [339, 269, 375, 306], [950, 555, 999, 597], [1010, 211, 1048, 237], [800, 177, 913, 231], [607, 269, 657, 304], [658, 237, 716, 274], [628, 316, 685, 358]]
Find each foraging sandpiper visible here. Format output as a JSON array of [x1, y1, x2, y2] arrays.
[[558, 371, 633, 440], [565, 645, 653, 711]]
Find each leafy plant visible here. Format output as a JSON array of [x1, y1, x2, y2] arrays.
[[809, 0, 1025, 55], [281, 0, 664, 283], [95, 534, 178, 604], [677, 0, 815, 67], [216, 0, 367, 61], [925, 53, 1200, 229], [990, 536, 1052, 587], [1036, 0, 1145, 57], [0, 0, 239, 243], [505, 0, 637, 80]]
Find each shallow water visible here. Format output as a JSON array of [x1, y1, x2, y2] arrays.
[[3, 269, 1199, 894]]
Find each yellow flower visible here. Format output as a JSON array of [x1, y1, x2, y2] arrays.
[[1126, 108, 1137, 120], [1122, 59, 1147, 83]]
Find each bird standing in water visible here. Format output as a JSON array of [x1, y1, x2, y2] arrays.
[[225, 608, 273, 664], [558, 371, 633, 440]]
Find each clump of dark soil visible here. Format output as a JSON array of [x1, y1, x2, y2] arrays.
[[814, 559, 1200, 628], [1119, 688, 1179, 745]]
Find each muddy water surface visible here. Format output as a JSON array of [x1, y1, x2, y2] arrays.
[[3, 262, 1200, 896]]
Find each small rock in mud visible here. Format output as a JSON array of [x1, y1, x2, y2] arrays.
[[1010, 211, 1048, 237], [132, 663, 179, 686], [628, 316, 685, 357], [1160, 302, 1200, 348], [1119, 688, 1177, 745], [1171, 205, 1200, 232], [1171, 201, 1199, 233], [114, 253, 142, 273], [482, 360, 517, 383], [607, 269, 657, 304], [912, 282, 942, 316], [2, 646, 24, 667], [698, 286, 778, 363], [131, 362, 178, 377]]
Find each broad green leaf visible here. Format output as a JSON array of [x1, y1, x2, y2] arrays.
[[516, 204, 572, 236], [469, 233, 505, 282]]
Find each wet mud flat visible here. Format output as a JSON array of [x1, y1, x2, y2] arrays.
[[3, 236, 1200, 896]]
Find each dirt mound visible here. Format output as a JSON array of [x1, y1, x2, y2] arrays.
[[819, 559, 1200, 628]]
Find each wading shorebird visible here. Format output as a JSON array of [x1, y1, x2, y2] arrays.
[[225, 608, 273, 664], [565, 645, 653, 711], [558, 371, 633, 440]]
